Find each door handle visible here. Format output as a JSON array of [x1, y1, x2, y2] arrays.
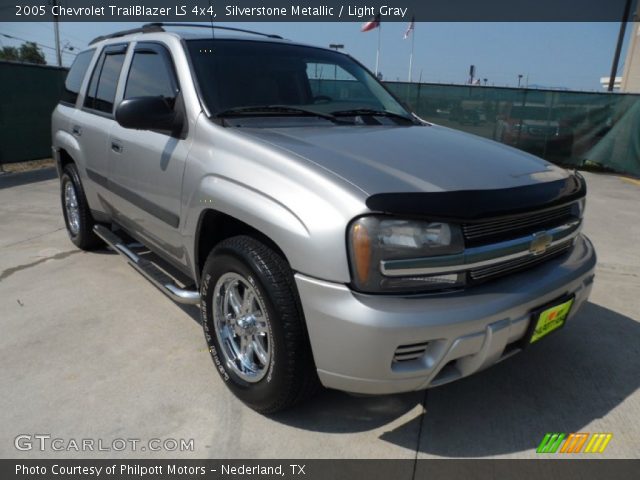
[[71, 125, 82, 136], [111, 141, 123, 154]]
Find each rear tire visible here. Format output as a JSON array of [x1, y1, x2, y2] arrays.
[[60, 163, 102, 250], [200, 235, 319, 413]]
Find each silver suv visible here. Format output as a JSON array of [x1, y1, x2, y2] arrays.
[[52, 23, 596, 413]]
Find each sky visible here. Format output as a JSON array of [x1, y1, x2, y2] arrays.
[[0, 21, 632, 91]]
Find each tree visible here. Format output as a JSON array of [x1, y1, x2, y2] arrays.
[[19, 42, 46, 64], [0, 46, 20, 62], [0, 41, 46, 64]]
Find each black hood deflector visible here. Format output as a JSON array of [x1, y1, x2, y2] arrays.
[[365, 173, 586, 222]]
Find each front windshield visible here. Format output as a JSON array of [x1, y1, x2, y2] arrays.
[[187, 39, 412, 120]]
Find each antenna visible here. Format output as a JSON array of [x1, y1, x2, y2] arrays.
[[208, 0, 215, 41]]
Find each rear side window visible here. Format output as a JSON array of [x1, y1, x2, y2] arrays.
[[62, 49, 95, 105], [124, 44, 178, 103], [84, 45, 127, 114]]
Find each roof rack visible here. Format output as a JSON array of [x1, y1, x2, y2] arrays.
[[89, 24, 163, 45], [88, 22, 282, 45], [145, 23, 283, 39]]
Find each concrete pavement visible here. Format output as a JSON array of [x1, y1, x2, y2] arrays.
[[1, 169, 638, 460]]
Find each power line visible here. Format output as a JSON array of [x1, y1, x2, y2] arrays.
[[30, 22, 54, 33], [0, 24, 52, 42], [32, 22, 87, 47], [0, 33, 57, 51], [55, 24, 90, 46], [0, 32, 76, 56]]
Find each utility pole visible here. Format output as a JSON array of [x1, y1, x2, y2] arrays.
[[608, 0, 633, 92], [375, 24, 381, 77], [52, 0, 62, 66], [517, 74, 523, 88], [407, 22, 415, 82]]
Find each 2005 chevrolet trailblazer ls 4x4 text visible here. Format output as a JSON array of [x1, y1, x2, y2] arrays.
[[52, 23, 596, 413]]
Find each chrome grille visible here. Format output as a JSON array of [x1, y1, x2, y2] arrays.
[[463, 204, 575, 244], [469, 241, 573, 281], [393, 342, 429, 362]]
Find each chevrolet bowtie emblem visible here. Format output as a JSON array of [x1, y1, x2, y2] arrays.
[[530, 231, 553, 255]]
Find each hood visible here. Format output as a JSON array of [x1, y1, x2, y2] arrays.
[[239, 123, 568, 195]]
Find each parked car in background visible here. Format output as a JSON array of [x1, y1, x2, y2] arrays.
[[450, 101, 486, 125], [495, 103, 574, 156]]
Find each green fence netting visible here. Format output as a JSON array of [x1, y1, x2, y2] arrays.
[[2, 61, 639, 178], [315, 79, 640, 177], [0, 61, 66, 165], [386, 81, 640, 177]]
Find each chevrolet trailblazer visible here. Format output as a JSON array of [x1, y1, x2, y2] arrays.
[[52, 23, 596, 413]]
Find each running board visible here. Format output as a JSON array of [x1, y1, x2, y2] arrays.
[[93, 225, 200, 305]]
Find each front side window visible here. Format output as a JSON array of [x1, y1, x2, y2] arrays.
[[62, 49, 95, 105], [124, 44, 178, 103], [187, 39, 413, 123], [84, 46, 126, 114]]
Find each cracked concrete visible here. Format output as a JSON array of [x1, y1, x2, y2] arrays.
[[0, 249, 80, 283], [1, 227, 66, 250], [0, 168, 639, 461]]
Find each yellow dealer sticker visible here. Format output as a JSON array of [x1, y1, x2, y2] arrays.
[[530, 298, 574, 343]]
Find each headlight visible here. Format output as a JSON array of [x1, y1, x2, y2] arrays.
[[348, 216, 465, 293]]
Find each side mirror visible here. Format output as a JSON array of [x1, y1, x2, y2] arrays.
[[115, 96, 181, 133]]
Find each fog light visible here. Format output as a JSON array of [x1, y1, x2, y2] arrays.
[[380, 273, 463, 291]]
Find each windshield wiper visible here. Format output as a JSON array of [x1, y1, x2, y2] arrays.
[[330, 108, 416, 124], [215, 105, 348, 124]]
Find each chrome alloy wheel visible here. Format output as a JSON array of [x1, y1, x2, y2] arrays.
[[64, 180, 80, 236], [213, 272, 272, 383]]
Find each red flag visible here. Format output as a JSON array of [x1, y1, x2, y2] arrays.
[[361, 14, 381, 32]]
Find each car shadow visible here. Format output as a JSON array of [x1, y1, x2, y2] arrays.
[[267, 302, 638, 456], [382, 301, 640, 456], [271, 389, 424, 434], [0, 167, 57, 189]]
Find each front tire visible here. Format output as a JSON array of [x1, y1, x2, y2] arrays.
[[200, 235, 318, 413], [60, 163, 102, 250]]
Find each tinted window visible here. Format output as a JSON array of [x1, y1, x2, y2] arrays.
[[125, 48, 177, 102], [84, 49, 126, 114], [187, 39, 410, 118], [63, 49, 95, 105], [306, 62, 370, 100]]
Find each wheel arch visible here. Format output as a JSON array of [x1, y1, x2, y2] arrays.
[[194, 209, 292, 285], [53, 129, 83, 175], [58, 148, 75, 169]]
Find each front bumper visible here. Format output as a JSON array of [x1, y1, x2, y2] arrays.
[[295, 234, 596, 395]]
